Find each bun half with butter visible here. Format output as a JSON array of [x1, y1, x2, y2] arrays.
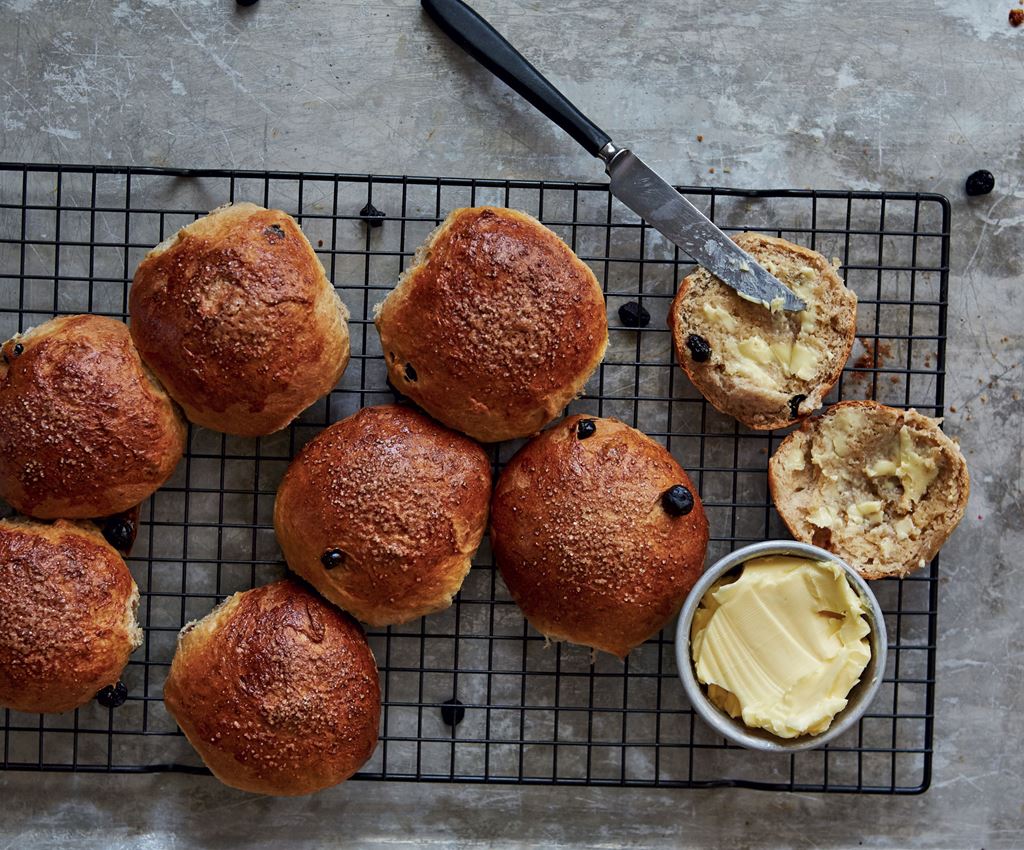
[[163, 579, 380, 796], [769, 400, 969, 579], [129, 203, 350, 436], [274, 404, 491, 626], [490, 415, 709, 658], [374, 207, 608, 443], [0, 315, 186, 518], [0, 518, 141, 713], [669, 233, 857, 430]]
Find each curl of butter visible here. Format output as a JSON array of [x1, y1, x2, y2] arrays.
[[691, 555, 871, 739]]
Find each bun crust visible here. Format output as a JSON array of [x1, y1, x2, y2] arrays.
[[374, 207, 608, 443], [669, 232, 857, 430], [490, 416, 709, 658], [0, 315, 186, 518], [769, 400, 970, 579], [274, 405, 491, 626], [163, 579, 380, 796], [0, 518, 141, 713], [129, 203, 350, 436]]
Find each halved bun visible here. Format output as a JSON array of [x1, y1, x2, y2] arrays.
[[669, 232, 857, 430], [769, 400, 969, 579]]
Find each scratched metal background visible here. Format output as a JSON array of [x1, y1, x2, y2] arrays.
[[0, 0, 1021, 847]]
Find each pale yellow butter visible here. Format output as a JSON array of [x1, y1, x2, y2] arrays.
[[702, 302, 737, 331], [864, 426, 939, 503], [691, 555, 871, 739]]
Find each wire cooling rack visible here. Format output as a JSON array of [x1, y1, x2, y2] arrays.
[[0, 162, 948, 793]]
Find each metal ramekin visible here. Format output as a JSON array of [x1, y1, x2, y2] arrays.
[[675, 540, 888, 753]]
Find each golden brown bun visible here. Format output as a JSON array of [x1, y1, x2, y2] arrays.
[[669, 232, 857, 430], [163, 579, 380, 796], [129, 203, 350, 437], [274, 405, 491, 626], [769, 400, 969, 579], [374, 207, 608, 443], [0, 315, 186, 519], [0, 518, 141, 713], [490, 415, 709, 658]]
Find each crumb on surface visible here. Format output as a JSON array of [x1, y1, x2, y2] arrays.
[[696, 134, 704, 142], [1011, 8, 1024, 26]]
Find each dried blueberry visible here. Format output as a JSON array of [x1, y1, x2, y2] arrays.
[[359, 201, 386, 228], [236, 0, 259, 6], [965, 170, 995, 197], [320, 549, 347, 570], [788, 394, 807, 419], [101, 517, 135, 553], [662, 484, 695, 516], [440, 698, 466, 727], [685, 334, 712, 362], [618, 301, 651, 328], [404, 363, 417, 382], [12, 343, 23, 357], [576, 418, 597, 440], [96, 681, 128, 709], [264, 223, 286, 241]]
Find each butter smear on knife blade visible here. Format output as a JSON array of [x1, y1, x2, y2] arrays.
[[690, 555, 871, 739]]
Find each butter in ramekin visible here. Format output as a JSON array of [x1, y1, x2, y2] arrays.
[[690, 554, 871, 739]]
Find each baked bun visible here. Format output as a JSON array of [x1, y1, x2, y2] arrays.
[[0, 518, 141, 713], [490, 415, 709, 658], [129, 202, 350, 436], [769, 400, 969, 579], [669, 232, 857, 430], [274, 405, 491, 626], [374, 207, 608, 443], [163, 579, 380, 796], [0, 315, 186, 518]]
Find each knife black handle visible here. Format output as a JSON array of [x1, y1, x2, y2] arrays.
[[421, 0, 612, 158]]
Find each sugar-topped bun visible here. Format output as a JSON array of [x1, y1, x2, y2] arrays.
[[0, 315, 186, 518], [163, 579, 380, 796], [374, 207, 608, 442], [490, 415, 709, 658], [0, 518, 141, 713], [274, 404, 491, 626], [129, 202, 350, 436]]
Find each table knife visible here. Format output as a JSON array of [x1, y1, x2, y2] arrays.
[[421, 0, 805, 312]]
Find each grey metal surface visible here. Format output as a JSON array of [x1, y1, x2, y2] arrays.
[[0, 0, 1022, 847], [603, 145, 805, 310]]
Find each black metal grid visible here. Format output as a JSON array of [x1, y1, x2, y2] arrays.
[[0, 162, 949, 793]]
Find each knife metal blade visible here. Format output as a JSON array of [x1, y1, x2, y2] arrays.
[[603, 146, 805, 312]]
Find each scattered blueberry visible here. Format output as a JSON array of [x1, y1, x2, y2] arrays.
[[618, 301, 650, 328], [403, 363, 417, 382], [576, 418, 597, 440], [685, 333, 712, 362], [101, 517, 135, 553], [320, 549, 347, 570], [440, 698, 466, 727], [788, 394, 808, 419], [359, 201, 386, 228], [661, 484, 695, 516], [965, 170, 995, 197], [96, 681, 128, 709], [236, 0, 259, 6]]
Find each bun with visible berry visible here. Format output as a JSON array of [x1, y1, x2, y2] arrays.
[[490, 415, 708, 658]]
